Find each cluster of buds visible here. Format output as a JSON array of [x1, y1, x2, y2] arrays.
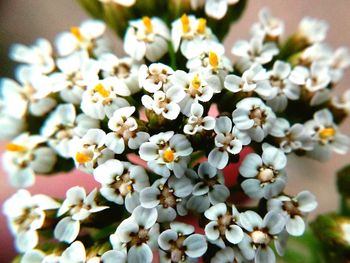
[[1, 2, 350, 263]]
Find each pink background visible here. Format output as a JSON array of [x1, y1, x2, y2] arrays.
[[1, 0, 350, 262]]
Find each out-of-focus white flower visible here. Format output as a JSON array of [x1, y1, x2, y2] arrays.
[[3, 189, 60, 253], [139, 63, 174, 93], [124, 17, 170, 62], [105, 106, 149, 154], [297, 17, 328, 44], [299, 43, 332, 66], [10, 38, 55, 74], [232, 97, 276, 142], [139, 131, 193, 178], [239, 144, 287, 199], [158, 222, 207, 262], [140, 176, 192, 222], [0, 101, 24, 140], [268, 191, 317, 236], [208, 116, 250, 169], [99, 0, 136, 6], [331, 90, 350, 113], [3, 133, 57, 188], [111, 206, 159, 263], [204, 203, 243, 248], [54, 187, 108, 243], [41, 103, 100, 158], [69, 128, 114, 173], [60, 241, 86, 263], [328, 47, 350, 83], [289, 62, 331, 93], [270, 118, 314, 153], [238, 211, 286, 263], [191, 0, 239, 20], [81, 79, 130, 120], [21, 249, 61, 263], [99, 53, 141, 94], [94, 160, 149, 213], [184, 103, 215, 135], [186, 162, 229, 213], [251, 8, 284, 40], [305, 109, 350, 161], [55, 20, 107, 57]]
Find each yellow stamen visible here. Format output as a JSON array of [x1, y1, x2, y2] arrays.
[[94, 83, 110, 98], [209, 51, 219, 69], [181, 14, 190, 33], [142, 16, 153, 34], [127, 184, 133, 192], [191, 74, 201, 89], [70, 27, 83, 42], [75, 152, 92, 164], [163, 148, 175, 163], [319, 127, 336, 140], [197, 18, 206, 34], [6, 143, 27, 152]]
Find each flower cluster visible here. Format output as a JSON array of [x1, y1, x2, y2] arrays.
[[1, 3, 350, 263]]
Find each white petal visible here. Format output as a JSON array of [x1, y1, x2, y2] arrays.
[[225, 225, 244, 244], [296, 191, 318, 212], [263, 211, 285, 235], [183, 234, 207, 258], [256, 246, 276, 263], [132, 206, 158, 229], [54, 217, 80, 243], [127, 244, 153, 263], [208, 148, 229, 169], [286, 216, 305, 236], [158, 229, 178, 250]]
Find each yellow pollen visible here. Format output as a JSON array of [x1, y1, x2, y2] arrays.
[[127, 185, 133, 192], [197, 18, 206, 34], [6, 143, 27, 152], [319, 127, 336, 140], [191, 74, 201, 89], [163, 148, 175, 163], [209, 51, 219, 69], [75, 152, 92, 164], [142, 16, 153, 34], [70, 27, 83, 42], [181, 14, 190, 33], [94, 83, 110, 98]]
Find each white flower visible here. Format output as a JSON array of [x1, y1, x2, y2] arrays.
[[141, 86, 185, 120], [98, 53, 141, 94], [111, 206, 159, 263], [239, 144, 287, 199], [60, 241, 86, 263], [204, 0, 239, 20], [305, 109, 350, 161], [224, 63, 276, 100], [0, 101, 24, 140], [139, 63, 174, 93], [297, 17, 328, 44], [93, 160, 149, 213], [41, 103, 100, 158], [124, 17, 170, 62], [55, 187, 108, 243], [204, 203, 243, 248], [105, 106, 149, 154], [184, 103, 215, 135], [268, 191, 317, 236], [99, 0, 135, 6], [299, 43, 332, 66], [266, 61, 300, 112], [55, 20, 107, 57], [208, 116, 251, 169], [3, 190, 60, 253], [50, 51, 100, 105], [100, 250, 127, 263], [140, 175, 192, 222], [3, 133, 57, 188], [328, 47, 350, 83], [331, 89, 350, 113], [81, 79, 130, 120], [139, 131, 193, 178], [289, 62, 331, 93], [250, 8, 284, 40], [69, 128, 114, 173], [10, 38, 55, 74], [238, 211, 286, 263], [186, 162, 230, 213], [158, 222, 207, 262], [270, 118, 314, 153], [232, 97, 276, 142]]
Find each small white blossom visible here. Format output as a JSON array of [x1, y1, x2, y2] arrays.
[[250, 8, 284, 40], [328, 47, 350, 83], [139, 63, 174, 93], [203, 0, 239, 20], [184, 103, 215, 135], [297, 17, 328, 44], [331, 89, 350, 113]]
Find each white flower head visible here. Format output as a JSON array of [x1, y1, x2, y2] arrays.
[[232, 97, 276, 142], [184, 103, 216, 135], [139, 63, 174, 93], [124, 17, 170, 62], [268, 191, 317, 236], [297, 17, 328, 44], [94, 160, 149, 213], [158, 222, 207, 262], [3, 133, 57, 188], [239, 144, 287, 199], [139, 131, 193, 178]]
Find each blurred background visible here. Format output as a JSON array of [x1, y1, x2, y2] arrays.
[[0, 0, 349, 262]]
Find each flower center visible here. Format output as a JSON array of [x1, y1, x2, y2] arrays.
[[130, 227, 149, 246], [6, 143, 27, 152], [70, 26, 83, 42], [75, 152, 92, 164], [159, 185, 177, 208], [181, 14, 190, 33], [94, 83, 110, 98], [197, 18, 206, 34], [249, 107, 267, 127], [282, 200, 301, 217], [163, 148, 175, 162], [191, 74, 201, 90], [209, 51, 219, 69], [251, 230, 270, 245], [257, 167, 275, 182], [142, 16, 153, 34], [319, 127, 336, 140]]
